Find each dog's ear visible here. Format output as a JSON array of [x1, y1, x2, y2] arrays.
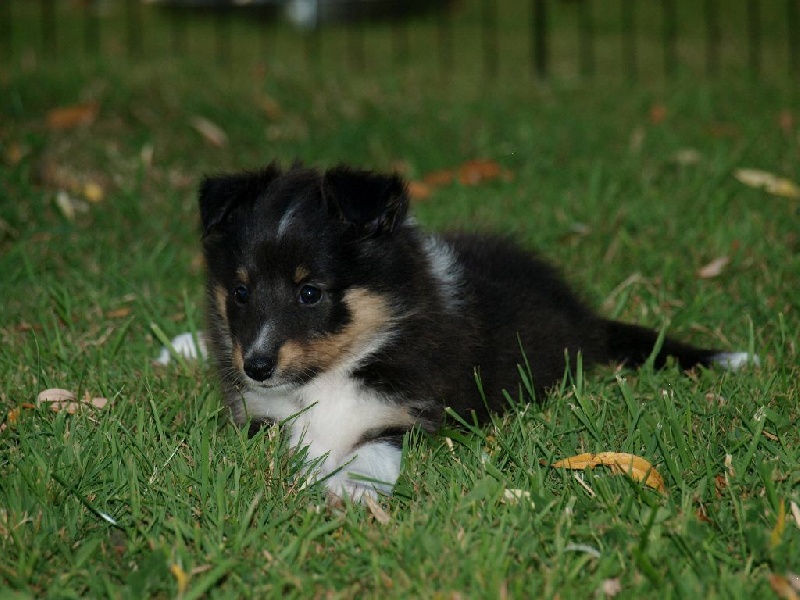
[[322, 167, 408, 237], [199, 164, 282, 235]]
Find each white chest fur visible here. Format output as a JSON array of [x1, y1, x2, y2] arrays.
[[242, 372, 407, 497]]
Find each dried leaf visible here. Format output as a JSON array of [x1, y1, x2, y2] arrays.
[[363, 494, 391, 525], [779, 110, 795, 135], [770, 574, 800, 600], [734, 168, 800, 198], [423, 169, 456, 187], [170, 564, 190, 595], [771, 499, 787, 548], [190, 116, 228, 147], [601, 578, 622, 597], [55, 191, 77, 221], [457, 159, 509, 186], [649, 103, 667, 124], [501, 489, 535, 508], [36, 388, 108, 414], [791, 501, 800, 530], [46, 102, 99, 130], [407, 181, 432, 201], [697, 256, 730, 279], [83, 181, 104, 204], [106, 306, 132, 319], [551, 452, 665, 492]]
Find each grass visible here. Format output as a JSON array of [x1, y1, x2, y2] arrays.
[[1, 4, 800, 598]]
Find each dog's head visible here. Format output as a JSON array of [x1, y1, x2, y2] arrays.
[[199, 164, 410, 390]]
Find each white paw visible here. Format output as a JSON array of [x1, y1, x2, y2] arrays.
[[712, 352, 760, 370], [155, 332, 207, 365]]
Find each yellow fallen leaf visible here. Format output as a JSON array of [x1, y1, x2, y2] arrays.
[[83, 181, 104, 203], [697, 256, 730, 279], [551, 452, 665, 492], [734, 168, 800, 198], [771, 499, 786, 548], [170, 563, 189, 594], [7, 408, 20, 425]]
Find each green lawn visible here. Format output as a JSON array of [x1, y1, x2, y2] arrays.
[[1, 6, 799, 598]]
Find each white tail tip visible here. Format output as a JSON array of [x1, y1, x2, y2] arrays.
[[712, 352, 760, 371]]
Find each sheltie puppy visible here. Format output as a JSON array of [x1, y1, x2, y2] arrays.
[[192, 163, 754, 501]]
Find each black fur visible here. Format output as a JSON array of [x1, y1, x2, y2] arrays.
[[200, 163, 723, 437]]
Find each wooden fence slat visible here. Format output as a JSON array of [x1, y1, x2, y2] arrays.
[[705, 0, 720, 76], [662, 0, 677, 78], [531, 0, 548, 80], [788, 0, 799, 75], [578, 0, 595, 79], [621, 0, 637, 81], [42, 0, 56, 58], [482, 0, 498, 79], [747, 0, 761, 78], [84, 0, 100, 56], [0, 0, 11, 59]]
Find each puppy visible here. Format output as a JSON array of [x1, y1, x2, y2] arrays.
[[195, 163, 754, 500]]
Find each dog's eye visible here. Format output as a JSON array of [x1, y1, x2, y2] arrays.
[[298, 284, 323, 305], [232, 284, 249, 305]]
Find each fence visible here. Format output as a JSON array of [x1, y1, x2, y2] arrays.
[[2, 0, 799, 83]]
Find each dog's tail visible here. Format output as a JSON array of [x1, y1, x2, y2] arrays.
[[604, 320, 758, 371]]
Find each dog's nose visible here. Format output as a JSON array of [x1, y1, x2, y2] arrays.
[[244, 356, 276, 382]]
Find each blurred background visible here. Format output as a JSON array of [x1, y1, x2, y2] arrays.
[[2, 0, 797, 82]]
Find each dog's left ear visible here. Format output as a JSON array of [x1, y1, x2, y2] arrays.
[[323, 167, 408, 236], [199, 164, 282, 236]]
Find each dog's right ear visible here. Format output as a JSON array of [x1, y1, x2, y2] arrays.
[[199, 164, 282, 235]]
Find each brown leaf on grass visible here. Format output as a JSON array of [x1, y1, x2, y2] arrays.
[[735, 168, 800, 198], [106, 306, 132, 319], [190, 116, 228, 147], [649, 103, 667, 124], [770, 574, 800, 600], [36, 389, 108, 414], [46, 102, 99, 130], [423, 169, 456, 187], [363, 494, 391, 525], [407, 181, 432, 201], [551, 452, 665, 493], [697, 256, 730, 279], [779, 110, 795, 135], [457, 159, 511, 186]]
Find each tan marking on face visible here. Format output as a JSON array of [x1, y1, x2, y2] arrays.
[[232, 339, 244, 372], [294, 265, 310, 284], [236, 267, 249, 285], [214, 285, 229, 327], [277, 288, 390, 374]]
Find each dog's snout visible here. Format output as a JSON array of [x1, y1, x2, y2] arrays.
[[244, 355, 276, 382]]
